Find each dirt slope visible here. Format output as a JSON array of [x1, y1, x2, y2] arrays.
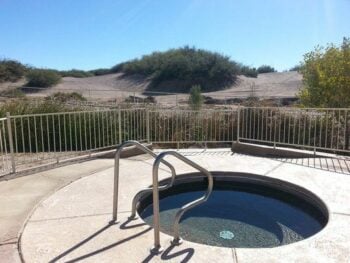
[[2, 71, 302, 104]]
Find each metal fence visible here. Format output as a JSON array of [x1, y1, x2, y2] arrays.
[[238, 107, 350, 153], [149, 109, 238, 145], [1, 109, 147, 175], [0, 117, 13, 175], [0, 107, 349, 176]]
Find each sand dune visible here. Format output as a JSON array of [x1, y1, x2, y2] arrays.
[[2, 71, 302, 104]]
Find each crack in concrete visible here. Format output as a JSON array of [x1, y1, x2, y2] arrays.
[[29, 211, 132, 223], [263, 162, 285, 176], [231, 247, 238, 263], [0, 241, 17, 246]]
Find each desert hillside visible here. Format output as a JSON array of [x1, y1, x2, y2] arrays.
[[18, 71, 302, 103]]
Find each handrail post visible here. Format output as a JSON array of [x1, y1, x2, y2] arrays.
[[111, 140, 176, 226], [111, 148, 121, 223], [6, 112, 16, 174], [152, 151, 213, 250], [150, 161, 163, 254]]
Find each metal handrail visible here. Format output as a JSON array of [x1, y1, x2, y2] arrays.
[[151, 151, 213, 253], [111, 140, 176, 223]]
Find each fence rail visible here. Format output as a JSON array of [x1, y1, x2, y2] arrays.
[[0, 117, 12, 175], [239, 107, 350, 153], [0, 107, 349, 176], [1, 109, 147, 175]]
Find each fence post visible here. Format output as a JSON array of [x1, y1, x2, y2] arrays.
[[146, 109, 150, 143], [237, 107, 240, 143], [118, 108, 122, 144], [6, 112, 16, 174]]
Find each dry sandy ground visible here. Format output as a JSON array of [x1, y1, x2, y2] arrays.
[[1, 71, 302, 105]]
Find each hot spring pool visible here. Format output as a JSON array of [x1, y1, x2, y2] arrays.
[[138, 172, 328, 248]]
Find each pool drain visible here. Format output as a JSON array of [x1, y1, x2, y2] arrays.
[[220, 230, 234, 240]]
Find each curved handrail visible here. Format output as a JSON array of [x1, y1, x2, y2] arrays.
[[111, 140, 176, 223], [151, 151, 213, 252]]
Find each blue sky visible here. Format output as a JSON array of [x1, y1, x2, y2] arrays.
[[1, 0, 349, 71]]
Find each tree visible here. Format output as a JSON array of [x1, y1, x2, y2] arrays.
[[113, 47, 259, 92], [257, 65, 276, 74], [0, 60, 26, 83], [189, 85, 204, 110], [289, 64, 303, 72], [26, 69, 61, 88], [299, 38, 350, 107]]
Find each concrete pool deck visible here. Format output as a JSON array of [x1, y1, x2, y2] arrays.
[[2, 149, 350, 262]]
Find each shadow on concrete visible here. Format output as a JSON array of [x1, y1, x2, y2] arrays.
[[169, 150, 234, 157], [120, 218, 147, 229], [161, 244, 194, 262], [142, 244, 195, 263], [275, 157, 350, 175], [49, 223, 113, 263], [49, 221, 151, 263], [30, 212, 111, 223]]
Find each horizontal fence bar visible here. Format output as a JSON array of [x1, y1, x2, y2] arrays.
[[239, 138, 350, 153], [10, 108, 147, 118]]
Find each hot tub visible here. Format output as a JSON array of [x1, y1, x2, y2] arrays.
[[138, 172, 329, 248]]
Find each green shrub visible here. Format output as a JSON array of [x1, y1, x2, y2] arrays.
[[115, 47, 240, 92], [289, 64, 303, 72], [299, 37, 350, 107], [26, 69, 61, 88], [59, 69, 93, 78], [189, 85, 204, 110], [110, 63, 125, 73], [240, 66, 258, 77], [0, 60, 26, 82], [46, 92, 86, 102], [257, 65, 276, 73], [0, 99, 77, 117], [0, 88, 25, 98], [89, 68, 112, 76]]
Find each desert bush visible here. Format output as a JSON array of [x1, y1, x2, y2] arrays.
[[257, 65, 276, 73], [46, 92, 86, 102], [89, 68, 112, 76], [189, 85, 204, 110], [110, 63, 125, 73], [26, 69, 61, 88], [0, 60, 27, 82], [124, 95, 156, 103], [149, 110, 238, 143], [59, 69, 93, 78], [289, 64, 303, 72], [0, 88, 25, 98], [0, 99, 78, 117], [114, 47, 240, 92], [239, 66, 258, 78]]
